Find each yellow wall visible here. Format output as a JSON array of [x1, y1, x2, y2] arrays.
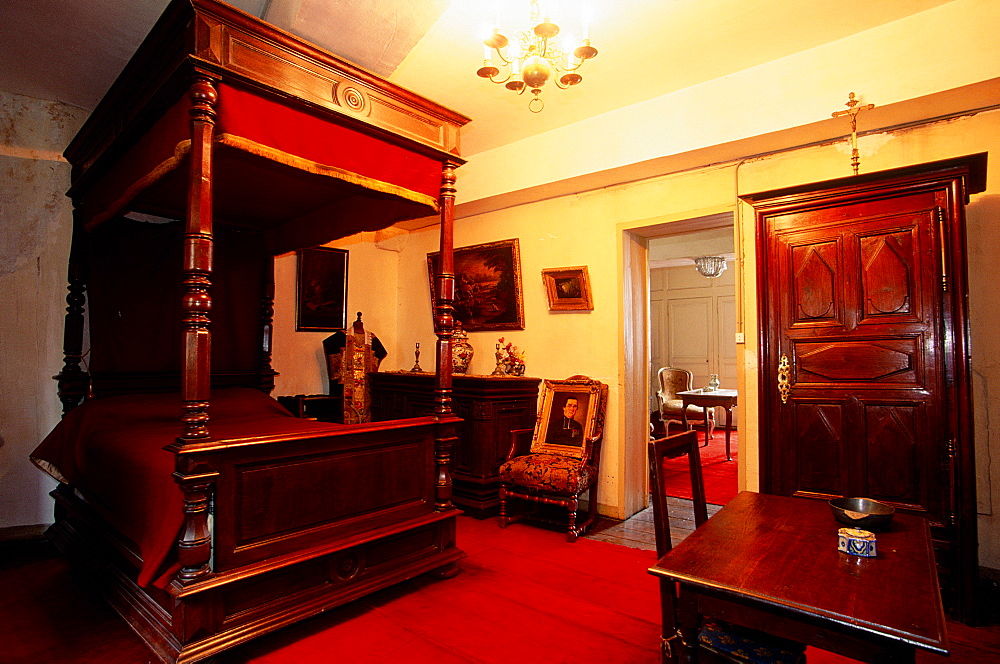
[[269, 109, 1000, 569], [2, 0, 998, 575]]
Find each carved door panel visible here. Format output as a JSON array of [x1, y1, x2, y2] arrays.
[[764, 192, 948, 524], [667, 297, 713, 388]]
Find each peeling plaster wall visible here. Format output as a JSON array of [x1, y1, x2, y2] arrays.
[[0, 91, 88, 528]]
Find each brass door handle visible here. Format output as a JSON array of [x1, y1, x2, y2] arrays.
[[778, 354, 791, 404]]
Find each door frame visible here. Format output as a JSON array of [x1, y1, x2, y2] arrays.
[[621, 212, 738, 517]]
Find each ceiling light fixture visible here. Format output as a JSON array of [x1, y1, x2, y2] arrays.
[[477, 0, 598, 113], [693, 256, 728, 278]]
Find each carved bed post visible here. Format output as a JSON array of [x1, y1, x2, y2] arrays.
[[172, 72, 219, 585], [180, 72, 217, 440], [55, 211, 90, 414], [433, 161, 459, 510], [172, 461, 219, 584]]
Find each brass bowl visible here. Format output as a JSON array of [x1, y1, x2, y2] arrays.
[[829, 497, 895, 531]]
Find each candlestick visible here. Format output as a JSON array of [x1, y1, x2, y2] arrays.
[[410, 342, 423, 372], [491, 343, 506, 376]]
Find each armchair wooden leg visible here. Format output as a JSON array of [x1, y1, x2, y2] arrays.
[[498, 485, 510, 529], [566, 496, 579, 542]]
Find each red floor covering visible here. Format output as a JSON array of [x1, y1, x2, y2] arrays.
[[218, 515, 663, 663], [215, 514, 938, 664], [660, 428, 739, 505]]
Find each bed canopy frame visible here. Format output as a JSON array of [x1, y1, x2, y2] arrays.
[[40, 0, 473, 661]]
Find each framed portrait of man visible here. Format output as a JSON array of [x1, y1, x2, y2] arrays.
[[296, 246, 348, 331], [530, 378, 607, 458]]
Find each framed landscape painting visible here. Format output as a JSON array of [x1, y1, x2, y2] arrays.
[[427, 239, 525, 331]]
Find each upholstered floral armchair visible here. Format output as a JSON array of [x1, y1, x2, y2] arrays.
[[498, 376, 608, 542]]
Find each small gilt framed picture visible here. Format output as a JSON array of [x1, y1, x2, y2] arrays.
[[541, 266, 593, 311]]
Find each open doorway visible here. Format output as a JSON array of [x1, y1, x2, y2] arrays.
[[619, 211, 739, 520], [648, 226, 739, 506], [649, 228, 737, 413]]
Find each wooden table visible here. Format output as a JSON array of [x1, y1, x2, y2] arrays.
[[677, 388, 737, 461], [648, 492, 948, 663]]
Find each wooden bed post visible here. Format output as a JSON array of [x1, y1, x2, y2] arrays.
[[173, 463, 218, 584], [433, 161, 459, 510], [172, 71, 219, 585], [180, 72, 217, 440], [55, 212, 90, 414], [258, 261, 276, 393]]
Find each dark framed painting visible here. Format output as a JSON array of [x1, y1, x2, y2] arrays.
[[530, 378, 605, 458], [296, 246, 349, 331], [427, 239, 525, 331], [541, 265, 594, 311]]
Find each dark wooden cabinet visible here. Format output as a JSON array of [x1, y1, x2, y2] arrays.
[[370, 372, 540, 512], [746, 153, 987, 622], [276, 393, 343, 422]]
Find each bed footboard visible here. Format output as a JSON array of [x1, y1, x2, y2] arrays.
[[48, 416, 464, 664]]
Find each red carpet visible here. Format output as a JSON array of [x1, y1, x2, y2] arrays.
[[660, 429, 738, 505], [217, 515, 882, 664], [219, 515, 663, 663], [5, 512, 974, 663]]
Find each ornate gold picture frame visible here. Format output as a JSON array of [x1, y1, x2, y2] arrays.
[[530, 378, 607, 458], [427, 238, 525, 331], [541, 265, 593, 311]]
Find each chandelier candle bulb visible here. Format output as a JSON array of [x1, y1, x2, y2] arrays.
[[476, 0, 597, 112]]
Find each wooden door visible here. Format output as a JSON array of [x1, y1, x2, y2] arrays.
[[763, 197, 945, 519], [748, 154, 986, 621], [667, 296, 713, 387]]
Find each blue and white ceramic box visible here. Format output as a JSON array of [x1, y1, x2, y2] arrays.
[[838, 527, 877, 557]]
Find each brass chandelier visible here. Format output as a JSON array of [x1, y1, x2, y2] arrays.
[[477, 0, 598, 113]]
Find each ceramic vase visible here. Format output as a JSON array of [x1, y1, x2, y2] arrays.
[[452, 323, 473, 374]]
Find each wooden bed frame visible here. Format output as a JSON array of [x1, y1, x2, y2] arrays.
[[44, 1, 471, 662]]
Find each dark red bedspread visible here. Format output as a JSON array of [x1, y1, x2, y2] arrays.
[[31, 388, 338, 587]]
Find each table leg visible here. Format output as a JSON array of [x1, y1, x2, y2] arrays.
[[701, 407, 710, 447], [658, 578, 681, 664], [724, 406, 733, 461], [675, 590, 700, 664], [681, 403, 690, 432]]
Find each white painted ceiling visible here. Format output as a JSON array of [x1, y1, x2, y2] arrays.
[[0, 0, 958, 157]]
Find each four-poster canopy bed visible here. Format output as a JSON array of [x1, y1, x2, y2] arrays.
[[30, 0, 471, 661]]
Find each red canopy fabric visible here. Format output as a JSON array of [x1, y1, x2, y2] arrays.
[[76, 82, 441, 249]]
